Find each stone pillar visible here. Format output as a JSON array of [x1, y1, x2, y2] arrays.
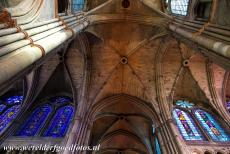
[[68, 0, 72, 14], [167, 119, 188, 154], [155, 127, 168, 154], [155, 119, 187, 154], [209, 0, 218, 24], [63, 116, 82, 154]]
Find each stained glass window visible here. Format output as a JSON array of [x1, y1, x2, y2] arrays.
[[43, 105, 74, 137], [227, 101, 230, 113], [0, 104, 6, 113], [16, 96, 74, 138], [155, 137, 161, 154], [170, 0, 189, 16], [195, 109, 230, 142], [176, 100, 194, 109], [0, 105, 21, 133], [173, 109, 204, 141], [72, 0, 84, 12], [50, 96, 71, 106], [5, 95, 23, 105], [0, 95, 24, 134], [16, 104, 52, 136]]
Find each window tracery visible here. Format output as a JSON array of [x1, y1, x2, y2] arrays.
[[72, 0, 84, 12], [0, 95, 24, 134], [173, 108, 204, 141], [173, 100, 230, 142], [170, 0, 190, 16], [195, 109, 230, 142], [16, 104, 53, 136], [16, 96, 74, 138]]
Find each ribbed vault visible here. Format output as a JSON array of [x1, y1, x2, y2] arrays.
[[88, 94, 158, 154]]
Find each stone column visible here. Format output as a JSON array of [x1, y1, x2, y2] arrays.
[[167, 119, 188, 154], [155, 127, 168, 154], [68, 0, 72, 14], [155, 119, 187, 154], [63, 116, 81, 154]]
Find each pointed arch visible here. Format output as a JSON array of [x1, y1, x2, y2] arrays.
[[16, 96, 74, 138], [194, 109, 230, 142], [89, 94, 160, 123], [43, 105, 74, 137], [172, 108, 204, 141], [16, 104, 53, 136]]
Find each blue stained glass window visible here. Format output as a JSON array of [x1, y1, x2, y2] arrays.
[[173, 109, 204, 141], [44, 105, 74, 137], [195, 109, 230, 142], [170, 0, 189, 16], [227, 101, 230, 113], [176, 100, 194, 109], [0, 105, 20, 133], [155, 138, 161, 154], [5, 95, 23, 105], [50, 96, 71, 105], [73, 0, 84, 12], [0, 104, 6, 113], [16, 104, 52, 136]]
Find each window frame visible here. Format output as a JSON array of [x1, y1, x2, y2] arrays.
[[0, 95, 24, 135], [172, 100, 230, 145], [169, 0, 191, 17], [72, 0, 85, 12], [15, 95, 75, 138], [172, 106, 207, 143], [193, 108, 230, 143]]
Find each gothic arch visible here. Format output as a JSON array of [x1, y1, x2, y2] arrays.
[[89, 94, 160, 123], [87, 94, 160, 154]]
